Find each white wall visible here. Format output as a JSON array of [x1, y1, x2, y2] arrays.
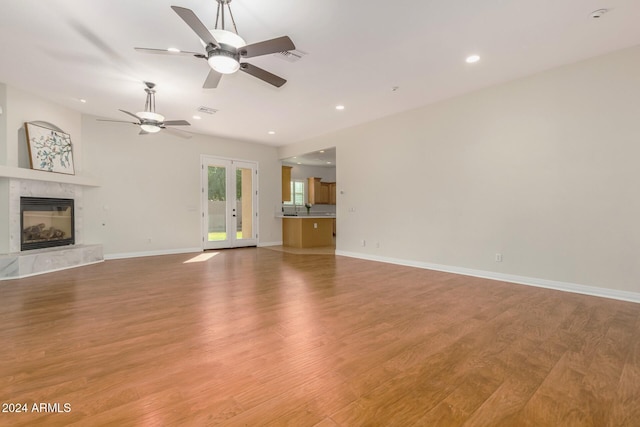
[[81, 115, 282, 257], [281, 45, 640, 296]]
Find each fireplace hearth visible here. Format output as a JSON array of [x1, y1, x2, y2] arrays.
[[21, 197, 75, 251]]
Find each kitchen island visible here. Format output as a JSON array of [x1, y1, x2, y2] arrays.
[[277, 214, 335, 248]]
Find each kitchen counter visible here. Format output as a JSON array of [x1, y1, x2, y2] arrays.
[[279, 215, 335, 248]]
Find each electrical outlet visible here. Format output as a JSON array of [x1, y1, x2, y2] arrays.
[[314, 223, 318, 229], [495, 253, 503, 262], [361, 239, 366, 247]]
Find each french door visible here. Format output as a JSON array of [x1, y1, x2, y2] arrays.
[[202, 155, 258, 249]]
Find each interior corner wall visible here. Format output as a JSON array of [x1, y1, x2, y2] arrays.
[[285, 45, 640, 294], [81, 115, 282, 257]]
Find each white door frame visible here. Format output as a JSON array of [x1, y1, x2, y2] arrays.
[[201, 155, 258, 249]]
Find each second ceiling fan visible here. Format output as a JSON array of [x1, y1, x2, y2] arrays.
[[136, 1, 296, 89]]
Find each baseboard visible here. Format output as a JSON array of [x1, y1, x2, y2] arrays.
[[258, 241, 283, 247], [336, 250, 640, 304], [105, 247, 202, 260]]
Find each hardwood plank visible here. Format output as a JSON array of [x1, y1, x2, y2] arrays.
[[1, 248, 639, 426]]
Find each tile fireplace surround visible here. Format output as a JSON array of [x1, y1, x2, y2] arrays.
[[0, 176, 103, 280]]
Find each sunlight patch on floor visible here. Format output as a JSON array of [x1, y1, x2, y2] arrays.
[[183, 252, 219, 263]]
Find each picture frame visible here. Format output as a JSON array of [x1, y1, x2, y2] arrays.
[[24, 122, 75, 175]]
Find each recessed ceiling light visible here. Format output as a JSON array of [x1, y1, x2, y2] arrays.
[[268, 130, 276, 135], [335, 105, 345, 110], [326, 161, 332, 164], [297, 162, 301, 165], [465, 55, 480, 64], [168, 47, 181, 53], [79, 98, 87, 103], [192, 115, 201, 120], [319, 150, 325, 153]]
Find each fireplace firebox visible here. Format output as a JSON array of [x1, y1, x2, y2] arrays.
[[21, 197, 75, 251]]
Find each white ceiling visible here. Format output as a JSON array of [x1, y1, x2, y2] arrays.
[[1, 1, 639, 147]]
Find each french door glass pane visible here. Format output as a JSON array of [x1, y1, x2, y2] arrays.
[[237, 167, 253, 240], [208, 166, 227, 241]]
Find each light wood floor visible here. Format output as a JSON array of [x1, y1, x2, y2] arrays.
[[262, 245, 335, 255], [1, 248, 639, 426]]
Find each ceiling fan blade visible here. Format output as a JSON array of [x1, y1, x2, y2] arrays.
[[162, 120, 191, 126], [203, 69, 222, 88], [139, 129, 149, 135], [163, 127, 193, 139], [171, 6, 219, 48], [96, 119, 138, 124], [240, 63, 287, 87], [119, 109, 142, 121], [135, 47, 204, 57], [240, 36, 295, 58]]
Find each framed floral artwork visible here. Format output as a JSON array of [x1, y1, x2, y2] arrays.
[[24, 122, 75, 175]]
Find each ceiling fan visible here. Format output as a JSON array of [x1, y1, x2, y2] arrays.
[[135, 1, 296, 89], [97, 82, 191, 137]]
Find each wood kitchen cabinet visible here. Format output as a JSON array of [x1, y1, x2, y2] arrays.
[[307, 177, 321, 204], [328, 182, 336, 205], [307, 177, 336, 205], [282, 166, 292, 202], [283, 217, 334, 248], [318, 182, 330, 204]]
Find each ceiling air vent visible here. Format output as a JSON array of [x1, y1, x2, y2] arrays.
[[274, 49, 307, 63], [197, 106, 218, 115]]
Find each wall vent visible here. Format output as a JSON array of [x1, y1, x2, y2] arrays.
[[274, 49, 307, 63], [197, 106, 218, 115]]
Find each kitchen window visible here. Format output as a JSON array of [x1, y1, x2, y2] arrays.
[[284, 179, 305, 206]]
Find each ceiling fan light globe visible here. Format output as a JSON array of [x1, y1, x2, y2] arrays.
[[208, 55, 240, 74], [136, 111, 165, 122], [140, 124, 162, 133]]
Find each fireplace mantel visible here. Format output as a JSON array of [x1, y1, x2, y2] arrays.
[[0, 165, 100, 187]]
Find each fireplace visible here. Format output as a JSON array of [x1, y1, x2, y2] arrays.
[[21, 197, 75, 251]]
